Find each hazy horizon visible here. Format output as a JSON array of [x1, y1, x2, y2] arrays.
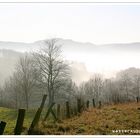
[[0, 3, 140, 84], [0, 38, 140, 85]]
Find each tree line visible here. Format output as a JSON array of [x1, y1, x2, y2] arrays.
[[0, 39, 140, 109]]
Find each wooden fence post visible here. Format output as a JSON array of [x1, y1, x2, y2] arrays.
[[70, 108, 74, 117], [57, 104, 60, 120], [92, 99, 96, 108], [0, 121, 6, 135], [14, 109, 26, 135], [43, 102, 57, 122], [136, 97, 139, 103], [73, 106, 77, 116], [77, 99, 81, 113], [99, 101, 102, 109], [86, 100, 89, 108], [28, 94, 47, 134], [66, 101, 70, 118]]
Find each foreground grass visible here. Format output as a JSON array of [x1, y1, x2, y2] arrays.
[[0, 102, 140, 135], [0, 107, 37, 134], [40, 102, 140, 135]]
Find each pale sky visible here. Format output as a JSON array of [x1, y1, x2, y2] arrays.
[[1, 3, 140, 82], [0, 3, 140, 44]]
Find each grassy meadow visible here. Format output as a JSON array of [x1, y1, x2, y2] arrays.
[[0, 102, 140, 135]]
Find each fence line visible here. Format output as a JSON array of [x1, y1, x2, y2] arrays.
[[3, 97, 132, 135]]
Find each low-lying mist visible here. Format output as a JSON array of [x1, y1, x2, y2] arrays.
[[0, 38, 140, 85]]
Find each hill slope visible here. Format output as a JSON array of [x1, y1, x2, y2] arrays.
[[1, 102, 140, 135], [40, 102, 140, 135]]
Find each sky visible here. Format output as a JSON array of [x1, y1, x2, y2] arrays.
[[0, 3, 140, 44], [0, 3, 140, 82]]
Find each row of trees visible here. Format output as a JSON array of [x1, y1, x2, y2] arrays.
[[0, 39, 72, 109], [0, 38, 140, 109], [78, 67, 140, 105]]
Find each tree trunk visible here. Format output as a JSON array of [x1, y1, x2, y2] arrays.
[[15, 94, 18, 109], [26, 94, 29, 110], [48, 91, 55, 106], [48, 90, 52, 106]]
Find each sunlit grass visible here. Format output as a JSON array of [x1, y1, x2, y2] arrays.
[[40, 102, 140, 135], [0, 107, 41, 134], [1, 102, 140, 135]]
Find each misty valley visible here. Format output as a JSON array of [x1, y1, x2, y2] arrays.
[[0, 39, 140, 135]]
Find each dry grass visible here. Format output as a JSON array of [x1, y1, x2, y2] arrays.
[[1, 102, 140, 135], [39, 102, 140, 135]]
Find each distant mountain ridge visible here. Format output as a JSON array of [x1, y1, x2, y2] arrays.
[[0, 39, 140, 53], [0, 39, 140, 85]]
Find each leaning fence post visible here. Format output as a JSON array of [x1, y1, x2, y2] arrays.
[[66, 101, 70, 118], [77, 99, 81, 113], [0, 121, 6, 135], [57, 104, 61, 120], [43, 102, 57, 122], [14, 109, 26, 135], [28, 94, 47, 134], [86, 100, 89, 108], [92, 99, 96, 108], [99, 101, 102, 109]]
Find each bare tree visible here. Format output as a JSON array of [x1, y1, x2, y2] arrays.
[[2, 72, 21, 108], [117, 72, 133, 102], [33, 39, 70, 106], [6, 73, 21, 108], [78, 74, 103, 105], [89, 74, 103, 104], [55, 79, 78, 102], [102, 79, 112, 104], [14, 54, 38, 109], [132, 74, 140, 99]]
